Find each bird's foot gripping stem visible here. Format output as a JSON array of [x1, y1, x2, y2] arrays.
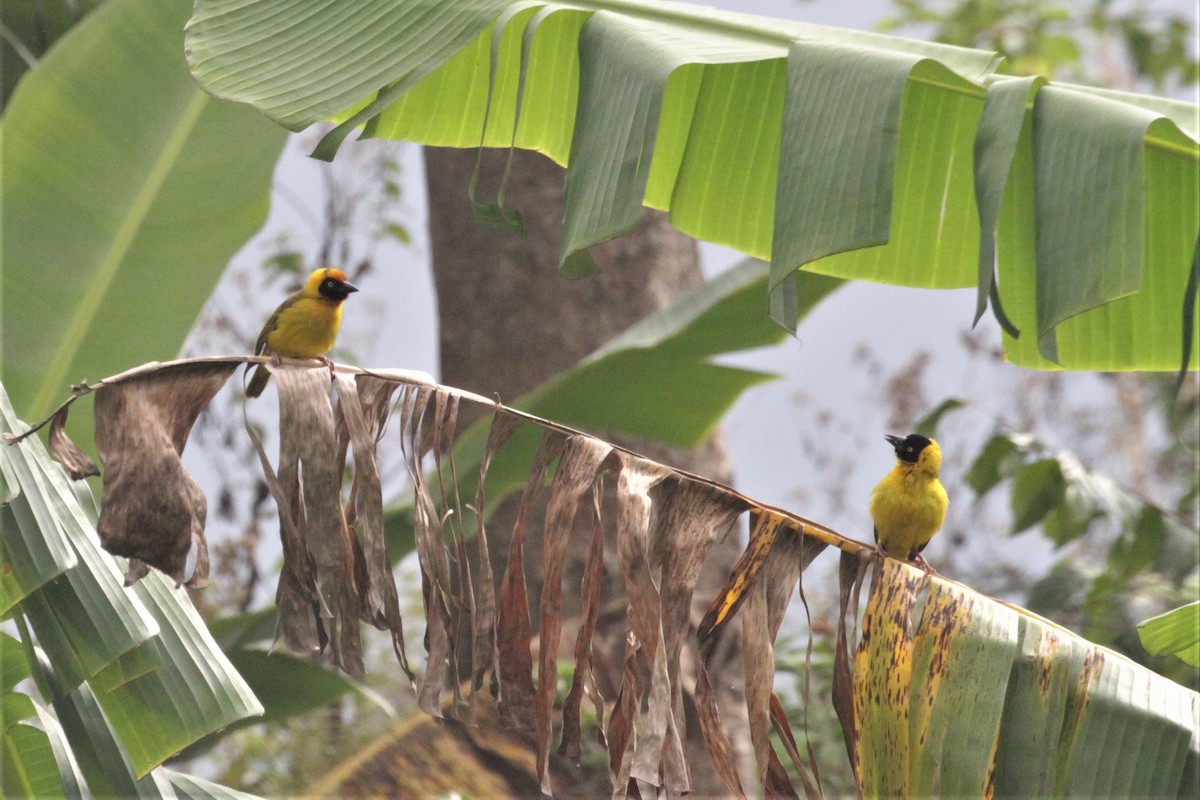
[[318, 356, 337, 383], [871, 545, 939, 576], [911, 553, 938, 575]]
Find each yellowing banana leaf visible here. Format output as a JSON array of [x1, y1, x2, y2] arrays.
[[838, 560, 1198, 799]]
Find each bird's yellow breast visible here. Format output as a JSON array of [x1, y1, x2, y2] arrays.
[[264, 296, 343, 359], [869, 467, 949, 560]]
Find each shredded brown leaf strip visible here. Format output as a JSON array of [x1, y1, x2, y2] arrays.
[[497, 429, 565, 734], [92, 361, 235, 588], [275, 367, 364, 674], [766, 748, 801, 799], [742, 517, 827, 796], [832, 549, 869, 775], [244, 404, 320, 656], [693, 513, 799, 800], [335, 374, 414, 685], [698, 509, 786, 644], [470, 410, 523, 713], [651, 476, 746, 794], [771, 693, 822, 800], [402, 386, 456, 713], [557, 469, 607, 763], [612, 454, 674, 791], [773, 535, 828, 799], [744, 574, 777, 792], [695, 638, 748, 799], [47, 407, 98, 480], [334, 374, 390, 620], [607, 634, 646, 798], [535, 435, 612, 797], [434, 391, 474, 716], [783, 553, 827, 800]]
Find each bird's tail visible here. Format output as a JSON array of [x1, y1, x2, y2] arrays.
[[246, 363, 271, 398]]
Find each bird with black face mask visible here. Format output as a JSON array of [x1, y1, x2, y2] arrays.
[[869, 433, 948, 571], [246, 268, 359, 398]]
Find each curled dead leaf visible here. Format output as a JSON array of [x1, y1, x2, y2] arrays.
[[93, 361, 235, 588]]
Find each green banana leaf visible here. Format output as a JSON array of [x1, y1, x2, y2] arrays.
[[185, 0, 1200, 372], [1, 380, 266, 785], [1139, 603, 1200, 667], [1, 0, 287, 427]]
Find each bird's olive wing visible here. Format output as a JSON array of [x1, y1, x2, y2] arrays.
[[254, 294, 298, 354]]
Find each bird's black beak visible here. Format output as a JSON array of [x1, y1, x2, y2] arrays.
[[884, 434, 905, 450], [341, 281, 359, 294]]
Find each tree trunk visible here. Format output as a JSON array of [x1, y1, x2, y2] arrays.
[[424, 146, 750, 796]]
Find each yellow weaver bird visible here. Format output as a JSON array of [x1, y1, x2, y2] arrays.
[[869, 433, 948, 570], [245, 267, 358, 398]]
